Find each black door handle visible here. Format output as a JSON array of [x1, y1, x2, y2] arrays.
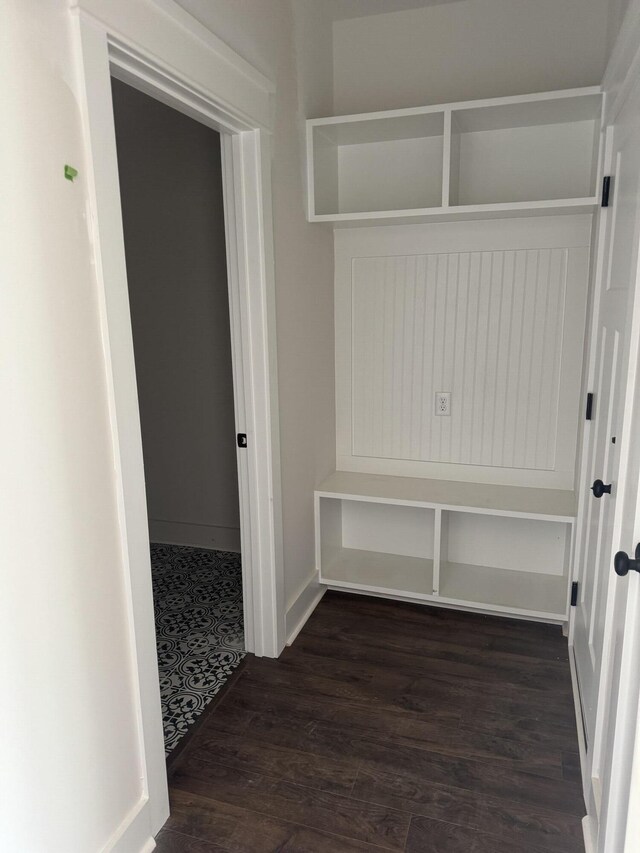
[[614, 544, 640, 576], [592, 479, 612, 498]]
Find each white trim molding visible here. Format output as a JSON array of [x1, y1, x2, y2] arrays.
[[148, 520, 242, 552], [286, 571, 326, 646], [220, 127, 285, 658], [582, 815, 597, 853], [71, 0, 285, 846], [71, 0, 274, 126]]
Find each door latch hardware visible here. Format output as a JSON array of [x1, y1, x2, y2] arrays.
[[614, 544, 640, 576], [237, 433, 247, 448], [591, 479, 612, 498]]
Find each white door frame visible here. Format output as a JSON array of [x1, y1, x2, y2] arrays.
[[72, 3, 285, 846], [101, 40, 285, 658]]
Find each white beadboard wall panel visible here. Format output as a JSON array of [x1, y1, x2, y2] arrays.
[[352, 248, 569, 468], [336, 216, 592, 488]]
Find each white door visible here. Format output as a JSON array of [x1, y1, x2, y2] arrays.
[[572, 69, 640, 852]]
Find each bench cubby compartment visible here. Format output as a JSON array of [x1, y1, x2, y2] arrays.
[[316, 472, 575, 622], [437, 510, 571, 617], [317, 496, 436, 597]]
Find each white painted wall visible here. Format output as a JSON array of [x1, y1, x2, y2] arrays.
[[176, 0, 336, 611], [292, 0, 334, 119], [333, 0, 610, 115], [0, 2, 152, 850], [2, 0, 335, 846], [111, 79, 240, 552]]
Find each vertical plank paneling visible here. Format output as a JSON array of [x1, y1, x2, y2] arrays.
[[512, 251, 538, 468], [462, 253, 481, 465], [482, 251, 504, 467], [431, 254, 448, 461], [526, 249, 551, 470], [381, 259, 395, 456], [452, 252, 471, 464], [491, 250, 513, 466], [419, 255, 439, 462], [502, 250, 526, 468], [350, 247, 568, 471], [544, 249, 567, 469], [442, 254, 459, 461], [410, 255, 427, 459], [472, 252, 493, 464], [390, 258, 405, 460]]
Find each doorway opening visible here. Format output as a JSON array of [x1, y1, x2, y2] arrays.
[[111, 78, 245, 756]]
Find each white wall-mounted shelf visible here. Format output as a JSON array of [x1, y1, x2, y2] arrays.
[[306, 87, 602, 226], [315, 471, 575, 622]]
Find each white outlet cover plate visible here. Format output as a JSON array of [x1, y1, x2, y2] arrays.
[[435, 392, 451, 416]]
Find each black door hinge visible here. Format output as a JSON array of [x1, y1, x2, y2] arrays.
[[237, 433, 247, 448], [586, 392, 594, 420], [602, 176, 611, 207], [571, 581, 579, 606]]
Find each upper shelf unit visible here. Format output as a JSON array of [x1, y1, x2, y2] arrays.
[[306, 87, 603, 226]]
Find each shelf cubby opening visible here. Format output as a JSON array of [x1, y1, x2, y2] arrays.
[[318, 496, 436, 597], [310, 111, 445, 216], [448, 93, 602, 206], [438, 510, 571, 616]]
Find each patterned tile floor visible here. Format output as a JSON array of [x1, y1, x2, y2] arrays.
[[151, 543, 245, 755]]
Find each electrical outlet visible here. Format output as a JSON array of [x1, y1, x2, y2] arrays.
[[435, 392, 451, 416]]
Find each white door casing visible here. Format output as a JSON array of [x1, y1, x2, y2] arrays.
[[72, 1, 284, 848], [571, 9, 640, 849]]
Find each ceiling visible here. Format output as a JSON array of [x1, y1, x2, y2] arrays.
[[325, 0, 463, 22]]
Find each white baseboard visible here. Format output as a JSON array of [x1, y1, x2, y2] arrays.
[[568, 640, 595, 846], [286, 570, 326, 645], [582, 814, 597, 853], [568, 644, 589, 788], [107, 795, 158, 853], [149, 519, 240, 552]]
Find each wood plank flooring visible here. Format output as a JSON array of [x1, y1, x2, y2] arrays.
[[157, 592, 585, 852]]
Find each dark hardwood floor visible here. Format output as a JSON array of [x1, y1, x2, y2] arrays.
[[156, 592, 585, 852]]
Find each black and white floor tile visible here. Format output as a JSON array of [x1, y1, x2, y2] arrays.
[[150, 543, 245, 755]]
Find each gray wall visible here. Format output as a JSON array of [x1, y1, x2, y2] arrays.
[[112, 78, 240, 551], [608, 0, 633, 53]]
